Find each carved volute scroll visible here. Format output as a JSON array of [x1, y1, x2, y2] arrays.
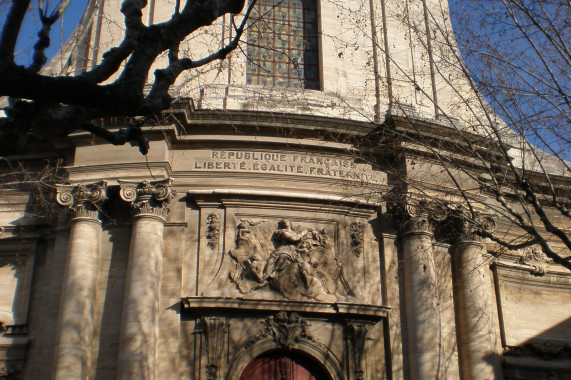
[[56, 181, 107, 221], [449, 206, 497, 245], [389, 196, 449, 236], [119, 179, 176, 221]]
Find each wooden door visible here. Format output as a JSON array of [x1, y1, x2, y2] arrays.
[[239, 353, 328, 380]]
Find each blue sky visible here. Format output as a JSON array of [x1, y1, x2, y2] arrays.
[[5, 1, 88, 66]]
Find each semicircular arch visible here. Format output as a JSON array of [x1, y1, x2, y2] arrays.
[[226, 339, 344, 380]]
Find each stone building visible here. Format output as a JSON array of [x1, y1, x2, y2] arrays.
[[1, 0, 570, 379]]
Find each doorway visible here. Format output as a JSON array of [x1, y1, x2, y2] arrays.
[[239, 351, 330, 380]]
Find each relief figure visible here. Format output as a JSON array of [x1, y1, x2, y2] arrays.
[[228, 218, 351, 301]]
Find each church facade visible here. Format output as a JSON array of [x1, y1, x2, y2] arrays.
[[1, 0, 570, 379]]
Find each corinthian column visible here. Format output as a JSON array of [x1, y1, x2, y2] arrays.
[[451, 212, 502, 380], [117, 179, 175, 380], [53, 182, 107, 380], [398, 201, 447, 380]]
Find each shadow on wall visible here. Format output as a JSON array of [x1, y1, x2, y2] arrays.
[[502, 317, 571, 380]]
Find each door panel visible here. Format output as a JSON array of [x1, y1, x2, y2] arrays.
[[239, 354, 326, 380]]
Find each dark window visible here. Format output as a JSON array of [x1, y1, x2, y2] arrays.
[[246, 0, 320, 90]]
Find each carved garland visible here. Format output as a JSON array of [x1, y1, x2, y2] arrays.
[[206, 213, 220, 249], [350, 222, 364, 257]]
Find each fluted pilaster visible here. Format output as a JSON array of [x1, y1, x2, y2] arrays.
[[117, 179, 175, 380], [53, 182, 107, 380]]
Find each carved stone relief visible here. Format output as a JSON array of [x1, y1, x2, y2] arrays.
[[245, 312, 317, 350], [350, 222, 364, 257], [206, 213, 220, 249], [119, 179, 176, 220], [517, 246, 547, 275], [228, 219, 354, 302], [345, 322, 372, 380], [387, 196, 449, 235], [196, 317, 228, 380], [387, 194, 498, 243], [56, 181, 107, 220]]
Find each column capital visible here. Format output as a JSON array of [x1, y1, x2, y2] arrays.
[[56, 181, 108, 222], [451, 206, 496, 246], [119, 179, 176, 222], [389, 196, 448, 236]]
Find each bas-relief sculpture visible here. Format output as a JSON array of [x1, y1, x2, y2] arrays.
[[245, 312, 317, 350], [227, 218, 356, 302]]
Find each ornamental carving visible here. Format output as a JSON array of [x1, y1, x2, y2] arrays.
[[206, 213, 220, 249], [56, 181, 107, 220], [449, 206, 496, 244], [345, 322, 372, 380], [389, 196, 449, 235], [246, 312, 316, 350], [119, 179, 176, 221], [196, 317, 227, 380], [350, 222, 364, 257], [228, 219, 355, 302], [517, 246, 546, 275]]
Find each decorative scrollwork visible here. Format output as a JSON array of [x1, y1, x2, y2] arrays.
[[390, 194, 450, 235], [55, 190, 73, 207], [517, 247, 546, 276], [480, 216, 496, 234], [450, 207, 497, 244], [56, 182, 108, 220], [119, 179, 176, 221], [119, 185, 137, 203]]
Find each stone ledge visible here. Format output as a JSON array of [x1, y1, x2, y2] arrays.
[[181, 297, 389, 319]]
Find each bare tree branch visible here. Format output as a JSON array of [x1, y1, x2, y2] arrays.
[[0, 0, 31, 64]]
